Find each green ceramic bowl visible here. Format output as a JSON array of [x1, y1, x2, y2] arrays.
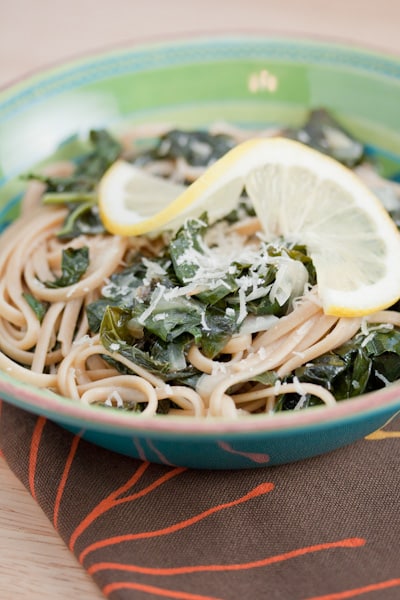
[[1, 36, 400, 469]]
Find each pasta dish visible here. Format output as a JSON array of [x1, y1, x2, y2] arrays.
[[1, 110, 399, 418]]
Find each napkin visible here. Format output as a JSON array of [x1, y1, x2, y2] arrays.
[[0, 400, 399, 600]]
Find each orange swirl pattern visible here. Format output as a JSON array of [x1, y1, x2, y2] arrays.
[[0, 400, 399, 600]]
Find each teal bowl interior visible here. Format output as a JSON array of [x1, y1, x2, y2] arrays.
[[1, 35, 400, 469]]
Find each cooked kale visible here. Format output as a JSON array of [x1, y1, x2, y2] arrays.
[[99, 305, 202, 386], [274, 328, 400, 411], [56, 203, 105, 239], [25, 129, 121, 239], [25, 129, 122, 194], [135, 129, 236, 169], [44, 246, 89, 288], [23, 293, 48, 323], [287, 108, 364, 167]]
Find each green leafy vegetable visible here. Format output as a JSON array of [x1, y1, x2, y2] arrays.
[[76, 129, 122, 181], [95, 396, 172, 414], [86, 261, 151, 332], [24, 129, 121, 239], [273, 327, 400, 412], [136, 129, 236, 169], [25, 129, 122, 194], [42, 191, 96, 204], [362, 328, 400, 384], [284, 245, 317, 286], [288, 108, 364, 167], [99, 306, 202, 386], [169, 216, 208, 284], [169, 215, 240, 305], [86, 299, 118, 333], [56, 203, 105, 239], [199, 306, 239, 358], [44, 246, 89, 288], [23, 293, 48, 323], [129, 292, 204, 343]]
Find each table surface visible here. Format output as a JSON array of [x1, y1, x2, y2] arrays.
[[1, 1, 400, 598]]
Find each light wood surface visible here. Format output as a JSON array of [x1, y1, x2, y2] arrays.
[[1, 1, 400, 598], [0, 459, 100, 598]]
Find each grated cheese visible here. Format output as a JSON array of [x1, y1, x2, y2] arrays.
[[153, 312, 167, 321], [66, 284, 78, 298], [293, 376, 307, 396], [201, 310, 211, 331], [142, 256, 167, 280], [361, 332, 375, 348], [294, 395, 308, 410], [375, 371, 391, 386], [73, 334, 93, 346], [105, 390, 124, 407], [273, 379, 282, 395], [257, 346, 267, 360], [360, 317, 370, 336], [138, 283, 166, 324], [237, 286, 248, 324]]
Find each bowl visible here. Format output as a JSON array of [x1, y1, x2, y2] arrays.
[[1, 35, 400, 469]]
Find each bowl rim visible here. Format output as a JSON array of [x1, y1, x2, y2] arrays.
[[1, 373, 400, 436], [1, 32, 400, 436], [1, 29, 400, 95]]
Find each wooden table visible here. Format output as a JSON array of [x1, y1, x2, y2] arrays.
[[1, 1, 400, 597]]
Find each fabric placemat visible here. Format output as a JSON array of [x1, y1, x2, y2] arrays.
[[0, 400, 399, 600]]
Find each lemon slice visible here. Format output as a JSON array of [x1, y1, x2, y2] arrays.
[[99, 158, 246, 237], [98, 138, 400, 317], [98, 161, 187, 235]]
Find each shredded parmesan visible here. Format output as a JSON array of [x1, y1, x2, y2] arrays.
[[73, 334, 93, 346], [201, 310, 211, 331], [273, 379, 282, 395], [105, 390, 124, 407], [237, 286, 248, 324], [138, 284, 166, 324], [292, 376, 307, 396], [294, 395, 308, 410], [375, 371, 391, 386]]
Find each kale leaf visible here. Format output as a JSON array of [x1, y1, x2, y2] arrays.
[[99, 306, 202, 386], [56, 202, 105, 239], [25, 129, 122, 194], [169, 216, 208, 283], [287, 108, 364, 167], [86, 261, 150, 332], [129, 293, 204, 343], [23, 293, 48, 323], [24, 129, 121, 239], [139, 129, 236, 169], [44, 246, 89, 288], [275, 327, 400, 411]]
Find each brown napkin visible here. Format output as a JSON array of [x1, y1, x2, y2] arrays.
[[0, 400, 399, 600]]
